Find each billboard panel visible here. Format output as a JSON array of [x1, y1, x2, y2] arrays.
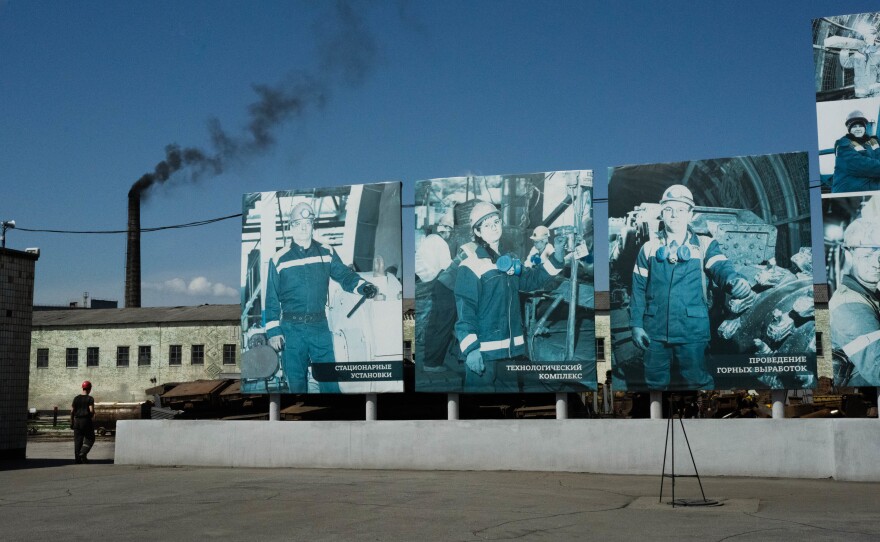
[[414, 171, 597, 393], [240, 182, 404, 394], [608, 153, 816, 391], [822, 191, 880, 387], [813, 12, 880, 193]]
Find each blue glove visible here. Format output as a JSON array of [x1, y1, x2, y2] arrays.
[[530, 253, 542, 266], [465, 349, 485, 376], [357, 282, 378, 299]]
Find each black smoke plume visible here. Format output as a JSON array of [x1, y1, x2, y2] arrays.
[[129, 2, 378, 199]]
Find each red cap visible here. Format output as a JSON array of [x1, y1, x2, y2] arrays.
[[81, 380, 92, 390]]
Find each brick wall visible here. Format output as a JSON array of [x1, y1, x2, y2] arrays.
[[0, 249, 38, 459]]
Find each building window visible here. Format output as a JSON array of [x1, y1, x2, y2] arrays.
[[86, 347, 99, 367], [117, 346, 130, 367], [138, 345, 151, 366], [191, 344, 205, 365], [36, 348, 49, 368], [169, 345, 182, 366], [816, 332, 824, 358], [596, 338, 606, 361], [223, 344, 236, 365], [66, 348, 78, 368]]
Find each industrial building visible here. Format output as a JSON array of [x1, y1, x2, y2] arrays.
[[29, 305, 240, 411]]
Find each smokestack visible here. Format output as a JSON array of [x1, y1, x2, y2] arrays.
[[125, 191, 141, 308]]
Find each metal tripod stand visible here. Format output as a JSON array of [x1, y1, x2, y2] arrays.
[[659, 395, 720, 507]]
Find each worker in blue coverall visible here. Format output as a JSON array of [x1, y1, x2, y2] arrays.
[[833, 110, 880, 193], [829, 217, 880, 387], [630, 185, 751, 390], [454, 201, 565, 392], [265, 202, 378, 393]]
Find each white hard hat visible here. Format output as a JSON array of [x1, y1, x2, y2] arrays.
[[660, 185, 694, 207], [469, 201, 500, 229], [844, 217, 880, 247], [438, 214, 454, 228], [530, 225, 550, 240], [290, 202, 315, 222]]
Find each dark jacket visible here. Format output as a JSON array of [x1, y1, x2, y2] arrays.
[[454, 244, 562, 361], [630, 230, 740, 344], [264, 241, 363, 339], [832, 135, 880, 193]]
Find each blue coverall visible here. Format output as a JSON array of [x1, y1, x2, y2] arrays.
[[454, 245, 562, 392], [265, 241, 364, 393], [630, 230, 740, 390]]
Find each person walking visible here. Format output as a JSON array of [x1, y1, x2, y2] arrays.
[[71, 380, 95, 464]]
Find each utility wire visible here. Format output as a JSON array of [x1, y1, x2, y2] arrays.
[[12, 186, 829, 235], [15, 213, 242, 235]]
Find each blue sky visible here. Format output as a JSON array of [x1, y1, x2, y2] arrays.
[[1, 0, 873, 306]]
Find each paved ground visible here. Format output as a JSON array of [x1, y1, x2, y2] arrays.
[[2, 436, 879, 541]]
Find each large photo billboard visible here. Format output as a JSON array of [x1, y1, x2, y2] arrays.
[[814, 12, 880, 193], [240, 182, 404, 394], [822, 191, 880, 387], [608, 153, 816, 391], [414, 171, 597, 393], [814, 11, 880, 103]]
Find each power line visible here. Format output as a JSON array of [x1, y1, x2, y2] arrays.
[[15, 213, 242, 235], [12, 184, 831, 236]]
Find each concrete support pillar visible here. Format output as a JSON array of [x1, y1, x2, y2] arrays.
[[771, 389, 786, 419], [650, 391, 663, 419], [556, 393, 568, 420], [269, 393, 281, 421], [447, 393, 459, 420], [365, 394, 378, 421], [592, 390, 599, 416]]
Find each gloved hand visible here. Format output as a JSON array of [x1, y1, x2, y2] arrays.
[[631, 327, 651, 350], [358, 282, 378, 299], [530, 253, 542, 266], [465, 349, 485, 376], [727, 277, 751, 299], [268, 335, 285, 352]]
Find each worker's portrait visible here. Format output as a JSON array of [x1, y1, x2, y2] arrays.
[[413, 171, 597, 394], [239, 183, 404, 394], [813, 11, 880, 102], [822, 191, 880, 387], [816, 97, 880, 193], [608, 153, 817, 392]]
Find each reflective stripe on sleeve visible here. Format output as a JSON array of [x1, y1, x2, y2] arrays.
[[542, 258, 561, 276], [705, 255, 727, 269], [461, 334, 478, 352], [633, 265, 649, 278], [480, 336, 522, 352], [842, 329, 880, 358], [266, 321, 280, 331], [276, 255, 329, 272]]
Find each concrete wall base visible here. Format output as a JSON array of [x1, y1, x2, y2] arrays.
[[115, 419, 880, 482]]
